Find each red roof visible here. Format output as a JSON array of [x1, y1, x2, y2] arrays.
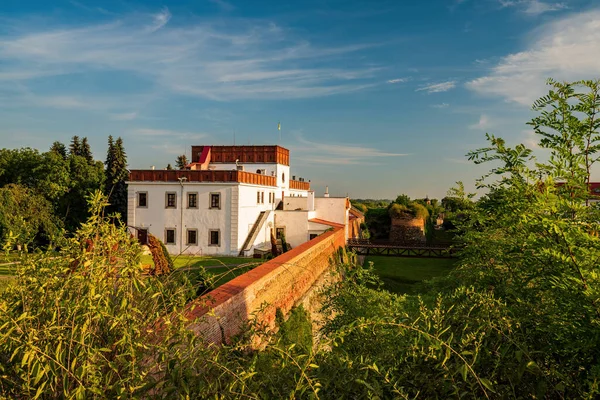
[[309, 218, 345, 229]]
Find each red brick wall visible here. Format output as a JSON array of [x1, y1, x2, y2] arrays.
[[185, 227, 346, 344]]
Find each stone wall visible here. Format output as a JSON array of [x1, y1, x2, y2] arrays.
[[389, 215, 425, 244], [185, 227, 346, 345]]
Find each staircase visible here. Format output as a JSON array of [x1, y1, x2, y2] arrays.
[[239, 211, 270, 256]]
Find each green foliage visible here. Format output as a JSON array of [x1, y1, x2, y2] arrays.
[[176, 154, 189, 169], [365, 208, 391, 239], [0, 192, 211, 398], [0, 185, 60, 250], [275, 306, 313, 354], [104, 136, 128, 223], [394, 193, 411, 206]]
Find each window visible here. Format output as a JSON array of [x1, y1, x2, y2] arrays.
[[261, 191, 265, 204], [186, 229, 198, 245], [256, 169, 262, 174], [210, 193, 221, 209], [165, 192, 177, 209], [137, 192, 148, 208], [165, 229, 176, 244], [209, 229, 220, 246], [309, 233, 318, 240], [257, 191, 261, 204], [282, 172, 285, 183], [276, 227, 285, 239], [188, 193, 198, 208]]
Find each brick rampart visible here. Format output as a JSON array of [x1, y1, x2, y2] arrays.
[[185, 227, 346, 344]]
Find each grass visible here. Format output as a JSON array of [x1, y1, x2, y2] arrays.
[[140, 254, 254, 269], [142, 254, 263, 290], [365, 256, 455, 295]]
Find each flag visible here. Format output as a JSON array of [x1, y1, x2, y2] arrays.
[[278, 122, 281, 131]]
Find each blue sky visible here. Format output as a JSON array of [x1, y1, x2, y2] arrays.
[[1, 0, 599, 199]]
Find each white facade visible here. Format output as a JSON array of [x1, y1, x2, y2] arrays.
[[127, 145, 346, 256]]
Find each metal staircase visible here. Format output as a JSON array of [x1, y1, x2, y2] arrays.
[[239, 211, 270, 256]]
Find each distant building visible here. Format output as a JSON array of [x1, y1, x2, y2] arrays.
[[127, 145, 356, 256]]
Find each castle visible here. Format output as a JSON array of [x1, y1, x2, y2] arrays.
[[127, 145, 360, 256]]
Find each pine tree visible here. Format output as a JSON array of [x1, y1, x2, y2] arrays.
[[105, 136, 128, 223], [176, 154, 188, 169], [50, 141, 68, 160], [69, 136, 82, 156], [166, 163, 173, 170], [81, 137, 93, 164]]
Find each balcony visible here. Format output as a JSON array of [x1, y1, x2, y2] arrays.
[[289, 179, 310, 190], [128, 170, 277, 187]]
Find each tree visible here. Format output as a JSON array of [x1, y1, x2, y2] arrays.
[[176, 154, 188, 169], [105, 136, 128, 222], [166, 163, 173, 170], [50, 141, 68, 160], [69, 136, 82, 156], [80, 137, 93, 164], [0, 184, 60, 250]]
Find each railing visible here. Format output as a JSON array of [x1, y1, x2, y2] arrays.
[[128, 170, 277, 187], [289, 180, 310, 190]]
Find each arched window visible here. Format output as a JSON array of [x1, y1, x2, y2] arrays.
[[282, 172, 285, 183], [256, 169, 262, 174]]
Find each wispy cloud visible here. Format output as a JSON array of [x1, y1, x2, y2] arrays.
[[0, 8, 381, 103], [290, 134, 409, 165], [387, 77, 409, 84], [432, 103, 450, 109], [469, 114, 492, 130], [130, 128, 209, 141], [498, 0, 567, 15], [467, 10, 600, 105], [416, 80, 457, 94], [148, 8, 172, 32]]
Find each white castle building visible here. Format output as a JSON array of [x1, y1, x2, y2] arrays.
[[127, 145, 357, 256]]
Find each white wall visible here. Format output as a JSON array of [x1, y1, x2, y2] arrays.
[[282, 197, 308, 211], [314, 197, 350, 238], [128, 182, 237, 256], [273, 211, 309, 249], [236, 184, 278, 252]]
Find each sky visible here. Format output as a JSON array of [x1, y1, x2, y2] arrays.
[[1, 0, 599, 199]]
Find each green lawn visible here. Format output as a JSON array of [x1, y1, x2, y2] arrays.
[[140, 254, 256, 269], [142, 254, 263, 290], [364, 256, 455, 294]]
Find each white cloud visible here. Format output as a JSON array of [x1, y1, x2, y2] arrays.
[[288, 133, 409, 166], [297, 136, 408, 158], [467, 10, 600, 105], [387, 77, 409, 84], [522, 129, 539, 148], [130, 128, 209, 141], [469, 114, 492, 130], [432, 103, 450, 108], [148, 8, 172, 32], [416, 80, 457, 94], [499, 0, 567, 15], [0, 11, 380, 102]]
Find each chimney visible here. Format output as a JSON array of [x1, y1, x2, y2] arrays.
[[324, 186, 330, 198], [308, 190, 315, 211]]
